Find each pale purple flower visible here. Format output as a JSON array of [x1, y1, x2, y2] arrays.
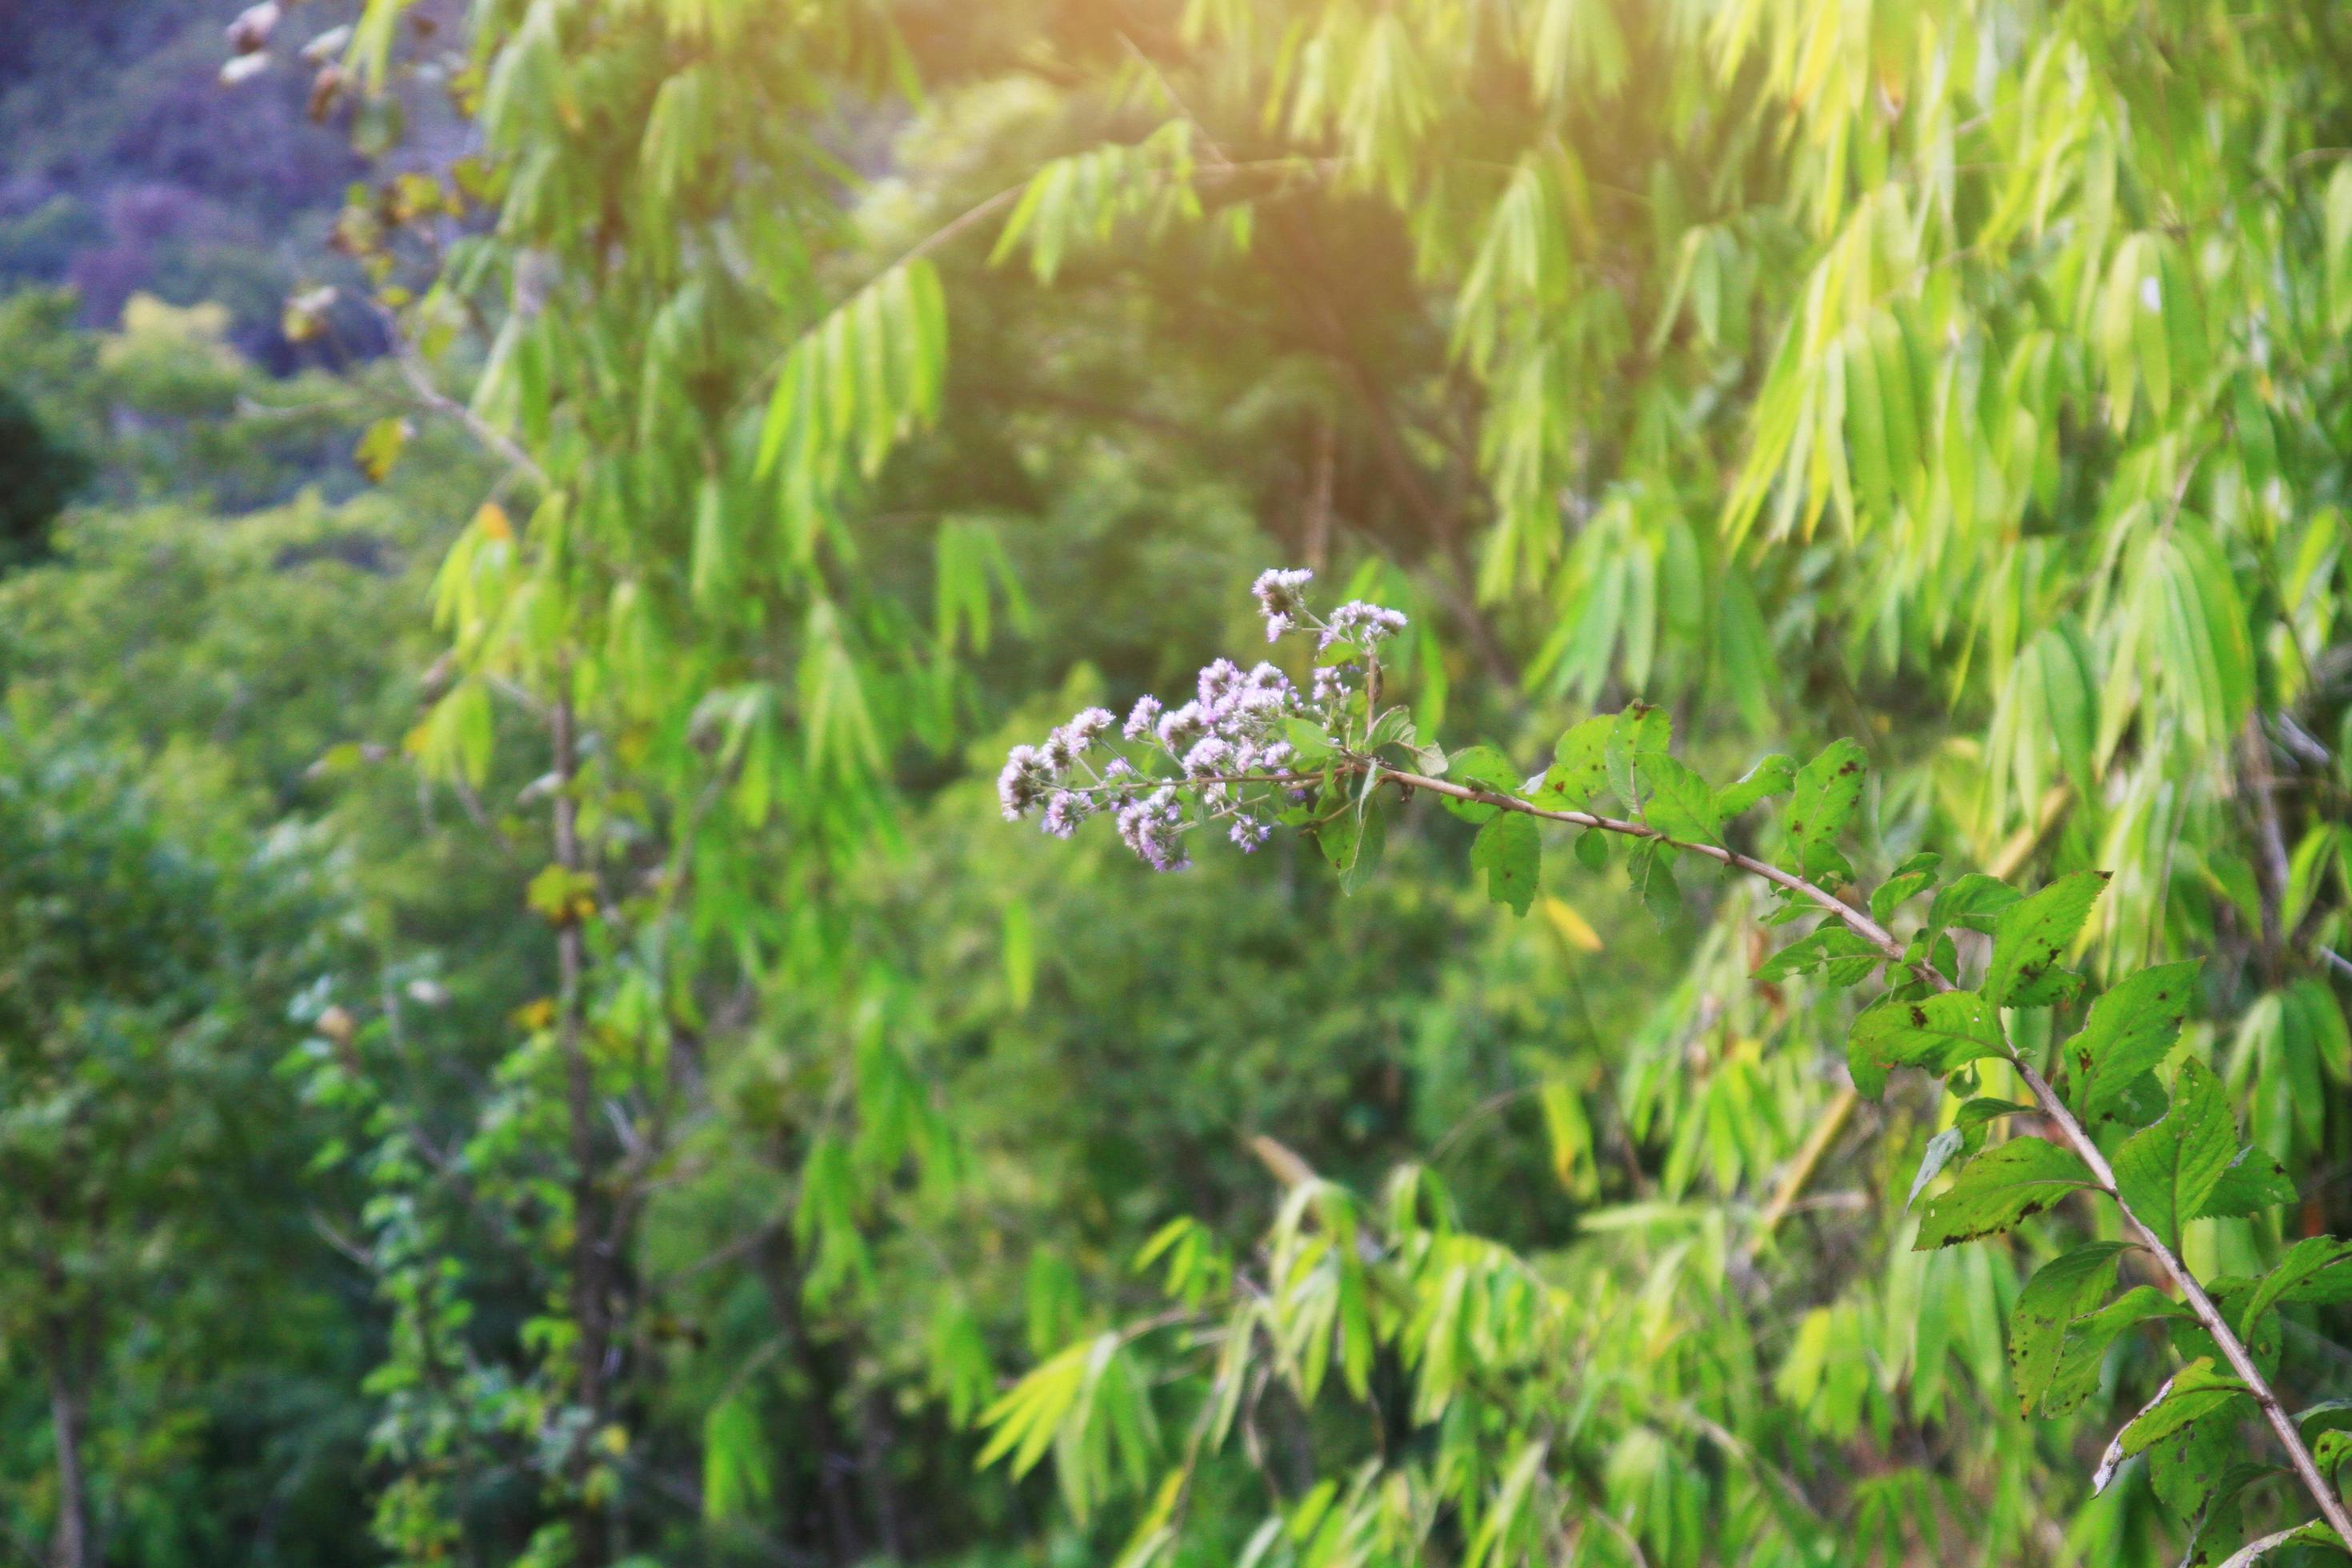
[[1252, 568, 1314, 641], [1198, 658, 1244, 708], [1319, 601, 1408, 653], [1117, 787, 1190, 872], [1311, 663, 1360, 706], [1122, 695, 1163, 742], [1060, 707, 1114, 750], [998, 746, 1050, 821], [1006, 572, 1411, 866], [1182, 736, 1237, 779], [1042, 791, 1088, 839], [1158, 701, 1214, 753]]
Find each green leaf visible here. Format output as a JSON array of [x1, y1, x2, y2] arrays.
[[1986, 869, 2107, 1006], [2198, 1146, 2298, 1218], [2010, 1242, 2133, 1415], [1440, 743, 1519, 822], [1906, 1126, 1966, 1212], [2044, 1286, 2195, 1416], [1471, 813, 1541, 917], [1867, 851, 1942, 928], [2114, 1059, 2239, 1251], [1604, 704, 1670, 809], [1626, 838, 1681, 930], [2152, 1437, 2267, 1546], [1534, 715, 1614, 810], [1639, 754, 1723, 844], [1318, 797, 1389, 891], [1850, 992, 2009, 1083], [1925, 872, 2022, 939], [2210, 1521, 2346, 1568], [1715, 754, 1796, 820], [1914, 1137, 2096, 1249], [2327, 161, 2352, 332], [354, 414, 411, 482], [703, 1394, 773, 1522], [2173, 1277, 2283, 1385], [2094, 1359, 2251, 1495], [1002, 901, 1034, 1012], [2070, 961, 2202, 1117], [1958, 1097, 2034, 1131], [1754, 926, 1883, 986], [2241, 1236, 2352, 1330], [1573, 830, 1609, 871], [1783, 738, 1866, 884]]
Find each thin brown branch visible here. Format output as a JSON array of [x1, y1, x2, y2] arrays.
[[1358, 761, 2352, 1543], [1750, 780, 2071, 1250]]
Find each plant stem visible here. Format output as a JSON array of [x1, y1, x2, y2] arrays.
[[1750, 782, 2070, 1251], [1364, 762, 2352, 1542], [551, 693, 614, 1566]]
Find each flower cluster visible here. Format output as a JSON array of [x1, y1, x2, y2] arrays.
[[999, 570, 1409, 870]]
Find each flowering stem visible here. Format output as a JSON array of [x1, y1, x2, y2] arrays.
[[1358, 760, 2352, 1541]]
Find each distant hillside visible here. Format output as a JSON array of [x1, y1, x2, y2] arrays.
[[0, 0, 461, 370]]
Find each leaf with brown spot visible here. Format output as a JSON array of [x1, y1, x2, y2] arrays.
[[1914, 1137, 2097, 1250], [2070, 959, 2202, 1117], [2010, 1242, 2131, 1415], [1986, 869, 2107, 1006]]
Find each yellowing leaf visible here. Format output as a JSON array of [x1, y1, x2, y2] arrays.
[[1540, 895, 1602, 951]]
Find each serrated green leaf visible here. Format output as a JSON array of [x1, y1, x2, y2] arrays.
[[2198, 1146, 2298, 1218], [2242, 1236, 2352, 1330], [1926, 872, 2022, 940], [1605, 704, 1670, 809], [1907, 1126, 1966, 1211], [1754, 925, 1883, 985], [2114, 1058, 2238, 1251], [2010, 1242, 2133, 1415], [1716, 754, 1796, 820], [2044, 1286, 2196, 1416], [1784, 738, 1866, 884], [1986, 869, 2108, 1006], [1573, 830, 1608, 871], [1471, 812, 1541, 917], [1914, 1137, 2096, 1249], [2068, 960, 2202, 1117], [1851, 991, 2009, 1083], [1626, 838, 1680, 930], [2095, 1360, 2250, 1495], [1868, 851, 1942, 927], [1958, 1097, 2034, 1131], [1640, 753, 1723, 843], [1318, 797, 1389, 891], [2154, 1440, 2266, 1550], [1442, 743, 1519, 822], [1534, 715, 1614, 810], [2211, 1521, 2346, 1568]]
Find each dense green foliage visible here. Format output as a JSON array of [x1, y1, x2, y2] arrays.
[[3, 0, 2352, 1565]]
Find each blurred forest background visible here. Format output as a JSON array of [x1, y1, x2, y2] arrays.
[[2, 2, 2350, 1566]]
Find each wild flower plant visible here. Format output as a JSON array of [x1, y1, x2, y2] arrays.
[[991, 570, 2352, 1566]]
